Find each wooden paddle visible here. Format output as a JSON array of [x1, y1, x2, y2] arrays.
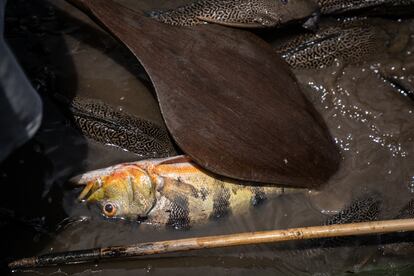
[[65, 0, 340, 188]]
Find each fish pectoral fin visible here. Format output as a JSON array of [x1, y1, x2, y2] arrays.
[[196, 16, 264, 28]]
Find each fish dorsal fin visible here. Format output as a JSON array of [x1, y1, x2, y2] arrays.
[[158, 155, 192, 165], [134, 155, 191, 175]]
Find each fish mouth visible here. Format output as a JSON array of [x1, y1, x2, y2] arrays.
[[77, 178, 103, 202], [78, 181, 94, 201], [69, 165, 126, 201]]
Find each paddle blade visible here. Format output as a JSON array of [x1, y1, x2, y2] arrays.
[[65, 0, 340, 188]]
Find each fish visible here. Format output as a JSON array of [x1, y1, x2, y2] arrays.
[[75, 155, 303, 229], [149, 0, 414, 29], [275, 19, 387, 69], [63, 96, 177, 158], [149, 0, 319, 28]]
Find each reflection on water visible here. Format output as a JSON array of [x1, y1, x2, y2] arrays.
[[1, 0, 414, 275]]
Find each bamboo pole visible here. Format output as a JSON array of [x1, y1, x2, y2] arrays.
[[9, 218, 414, 269]]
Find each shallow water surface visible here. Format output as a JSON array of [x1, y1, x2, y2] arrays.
[[1, 0, 414, 275]]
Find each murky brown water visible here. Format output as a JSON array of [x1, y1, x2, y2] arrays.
[[2, 0, 414, 275]]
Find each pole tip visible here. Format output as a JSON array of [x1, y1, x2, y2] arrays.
[[8, 257, 37, 270]]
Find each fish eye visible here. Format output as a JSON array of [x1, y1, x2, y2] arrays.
[[280, 0, 288, 4], [103, 202, 117, 217]]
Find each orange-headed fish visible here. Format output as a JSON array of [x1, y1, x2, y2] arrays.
[[75, 156, 303, 228]]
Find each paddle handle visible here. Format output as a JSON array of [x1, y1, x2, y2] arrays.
[[9, 218, 414, 269], [101, 218, 414, 255]]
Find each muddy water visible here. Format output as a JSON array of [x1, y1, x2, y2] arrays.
[[1, 0, 414, 275]]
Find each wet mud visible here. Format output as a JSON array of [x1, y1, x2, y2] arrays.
[[1, 0, 414, 275]]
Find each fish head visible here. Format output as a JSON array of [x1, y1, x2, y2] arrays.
[[255, 0, 319, 27], [76, 164, 156, 220]]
